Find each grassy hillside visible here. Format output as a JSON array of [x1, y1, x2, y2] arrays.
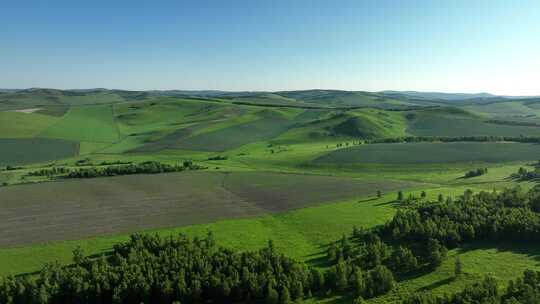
[[0, 111, 59, 138]]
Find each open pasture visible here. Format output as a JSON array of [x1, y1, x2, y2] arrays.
[[0, 171, 414, 247], [0, 138, 79, 166], [315, 142, 540, 164]]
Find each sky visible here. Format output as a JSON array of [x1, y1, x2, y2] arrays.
[[1, 0, 539, 95]]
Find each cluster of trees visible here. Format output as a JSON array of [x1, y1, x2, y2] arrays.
[[404, 270, 540, 303], [513, 167, 540, 181], [329, 186, 540, 301], [364, 136, 540, 144], [464, 167, 488, 178], [67, 161, 203, 178]]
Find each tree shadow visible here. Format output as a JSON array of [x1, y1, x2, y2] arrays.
[[454, 241, 540, 265], [375, 199, 399, 207], [418, 277, 455, 292]]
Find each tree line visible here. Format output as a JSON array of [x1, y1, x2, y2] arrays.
[[27, 161, 205, 179], [365, 135, 540, 144]]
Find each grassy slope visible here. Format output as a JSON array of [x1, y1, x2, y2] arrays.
[[0, 111, 60, 138], [40, 104, 121, 143]]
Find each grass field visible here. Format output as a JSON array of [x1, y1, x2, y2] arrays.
[[315, 142, 540, 164], [0, 138, 79, 166]]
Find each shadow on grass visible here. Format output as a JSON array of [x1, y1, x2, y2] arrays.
[[375, 199, 399, 207], [418, 276, 455, 292], [454, 241, 540, 265]]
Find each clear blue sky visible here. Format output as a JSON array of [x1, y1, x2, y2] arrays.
[[2, 0, 539, 95]]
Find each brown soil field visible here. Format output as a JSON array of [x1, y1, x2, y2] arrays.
[[0, 171, 416, 247]]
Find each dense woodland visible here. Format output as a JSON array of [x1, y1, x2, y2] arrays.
[[3, 186, 540, 303]]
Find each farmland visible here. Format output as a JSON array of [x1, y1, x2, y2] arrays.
[[314, 142, 540, 165], [0, 138, 79, 166], [2, 89, 540, 303], [0, 171, 415, 247]]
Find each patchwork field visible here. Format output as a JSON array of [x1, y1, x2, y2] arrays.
[[315, 142, 540, 164], [3, 89, 540, 303]]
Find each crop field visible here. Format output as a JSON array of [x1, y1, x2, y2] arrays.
[[406, 111, 540, 136], [0, 171, 415, 247], [0, 186, 471, 277], [464, 101, 540, 117], [0, 138, 79, 166], [314, 142, 540, 164], [40, 104, 121, 143]]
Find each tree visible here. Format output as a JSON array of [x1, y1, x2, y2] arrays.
[[438, 193, 444, 203], [72, 246, 85, 265], [280, 287, 291, 304], [397, 191, 404, 201], [366, 265, 395, 297], [377, 190, 382, 198], [454, 256, 462, 277], [266, 287, 279, 304], [391, 246, 418, 273], [421, 191, 427, 199], [427, 238, 445, 267]]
